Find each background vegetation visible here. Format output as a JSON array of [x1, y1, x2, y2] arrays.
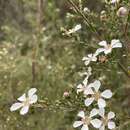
[[0, 0, 130, 130]]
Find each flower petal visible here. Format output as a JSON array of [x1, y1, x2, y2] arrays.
[[108, 111, 115, 119], [95, 48, 105, 55], [108, 121, 116, 129], [90, 108, 99, 117], [10, 103, 23, 111], [83, 77, 88, 86], [85, 97, 94, 106], [90, 119, 102, 128], [84, 60, 90, 66], [99, 108, 105, 118], [98, 98, 106, 108], [88, 54, 93, 58], [20, 105, 29, 115], [84, 87, 94, 95], [77, 111, 85, 118], [81, 125, 88, 130], [73, 121, 83, 128], [92, 56, 97, 62], [77, 84, 84, 93], [92, 80, 101, 92], [17, 93, 26, 102], [111, 39, 122, 48], [29, 94, 38, 104], [28, 88, 37, 97], [98, 41, 107, 47], [101, 90, 112, 99], [104, 48, 112, 54], [82, 56, 89, 61], [99, 125, 105, 130]]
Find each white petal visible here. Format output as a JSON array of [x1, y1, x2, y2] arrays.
[[77, 84, 84, 93], [17, 93, 26, 102], [92, 80, 101, 92], [90, 119, 102, 128], [83, 77, 88, 86], [99, 108, 105, 118], [28, 88, 37, 97], [82, 56, 89, 61], [95, 48, 105, 55], [88, 54, 93, 58], [20, 105, 29, 115], [81, 125, 88, 130], [90, 108, 99, 117], [101, 90, 112, 99], [29, 94, 38, 104], [85, 60, 90, 66], [85, 97, 94, 106], [98, 98, 106, 108], [108, 112, 115, 119], [10, 103, 23, 111], [74, 24, 82, 31], [77, 84, 83, 89], [111, 39, 122, 48], [104, 48, 112, 54], [92, 56, 97, 62], [73, 121, 83, 128], [108, 121, 116, 129], [99, 125, 105, 130], [84, 87, 94, 95], [77, 111, 85, 118], [98, 41, 107, 47]]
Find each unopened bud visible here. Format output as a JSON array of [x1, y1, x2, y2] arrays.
[[117, 7, 128, 17], [63, 91, 70, 97], [83, 7, 90, 13], [100, 10, 107, 21]]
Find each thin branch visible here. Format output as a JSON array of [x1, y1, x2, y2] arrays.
[[118, 62, 130, 78], [67, 0, 102, 41]]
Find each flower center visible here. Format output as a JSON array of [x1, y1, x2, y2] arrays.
[[102, 116, 108, 126], [105, 44, 112, 50], [23, 98, 30, 106], [82, 117, 91, 125], [94, 92, 101, 101]]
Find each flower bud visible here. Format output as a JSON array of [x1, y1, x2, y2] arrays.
[[83, 7, 90, 13], [117, 7, 128, 17], [63, 91, 70, 97], [100, 10, 107, 21]]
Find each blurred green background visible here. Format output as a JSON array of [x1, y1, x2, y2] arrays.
[[0, 0, 130, 130]]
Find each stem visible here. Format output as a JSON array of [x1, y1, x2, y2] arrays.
[[115, 120, 130, 130], [124, 10, 130, 41], [67, 0, 102, 41], [32, 0, 43, 84], [118, 62, 130, 78]]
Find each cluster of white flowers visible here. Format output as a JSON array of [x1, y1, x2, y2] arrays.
[[82, 39, 122, 66], [73, 39, 122, 130]]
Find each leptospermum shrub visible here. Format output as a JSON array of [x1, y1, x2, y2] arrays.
[[9, 0, 130, 130]]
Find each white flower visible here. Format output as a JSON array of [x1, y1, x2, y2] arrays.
[[77, 77, 89, 94], [10, 88, 38, 115], [99, 108, 116, 130], [110, 0, 120, 4], [66, 24, 81, 35], [96, 40, 122, 55], [77, 70, 92, 95], [82, 53, 97, 66], [73, 109, 102, 130], [84, 80, 112, 108]]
